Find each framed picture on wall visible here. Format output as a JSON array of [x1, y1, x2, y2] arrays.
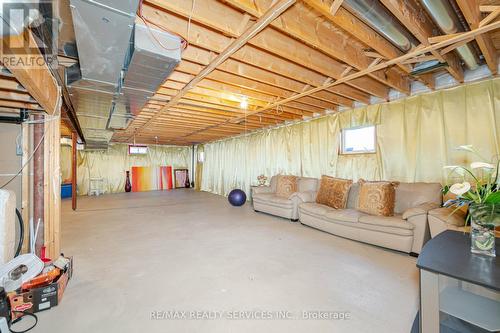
[[174, 168, 189, 188]]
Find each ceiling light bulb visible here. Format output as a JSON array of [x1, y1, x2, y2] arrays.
[[240, 99, 248, 109]]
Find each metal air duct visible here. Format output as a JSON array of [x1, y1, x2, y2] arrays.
[[67, 0, 140, 147], [343, 0, 418, 52], [107, 23, 181, 130], [419, 0, 479, 70]]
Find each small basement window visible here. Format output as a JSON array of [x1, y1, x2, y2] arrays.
[[341, 125, 376, 154]]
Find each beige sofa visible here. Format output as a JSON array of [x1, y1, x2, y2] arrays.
[[427, 207, 467, 238], [252, 176, 318, 221], [298, 182, 442, 254]]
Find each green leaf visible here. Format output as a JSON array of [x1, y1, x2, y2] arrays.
[[485, 191, 500, 204]]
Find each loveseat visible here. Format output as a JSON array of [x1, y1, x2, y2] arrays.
[[252, 175, 318, 221], [298, 182, 442, 254]]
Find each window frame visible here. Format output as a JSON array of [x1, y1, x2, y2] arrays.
[[340, 125, 377, 155]]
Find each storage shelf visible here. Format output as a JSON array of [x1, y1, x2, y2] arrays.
[[440, 286, 500, 332]]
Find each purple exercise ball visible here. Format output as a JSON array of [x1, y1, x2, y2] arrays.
[[228, 189, 247, 206]]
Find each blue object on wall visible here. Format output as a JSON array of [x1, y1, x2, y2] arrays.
[[61, 183, 72, 199], [228, 189, 246, 206]]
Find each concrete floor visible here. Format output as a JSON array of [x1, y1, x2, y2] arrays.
[[34, 189, 419, 333]]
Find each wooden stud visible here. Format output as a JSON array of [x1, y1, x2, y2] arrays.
[[183, 20, 500, 138], [329, 0, 344, 16], [456, 0, 498, 74], [0, 30, 60, 114]]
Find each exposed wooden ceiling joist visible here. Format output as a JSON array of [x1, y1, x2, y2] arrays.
[[0, 30, 60, 114], [379, 0, 465, 83], [183, 19, 500, 139], [456, 0, 498, 74], [127, 0, 297, 141]]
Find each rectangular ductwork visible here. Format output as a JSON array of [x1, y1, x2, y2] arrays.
[[67, 0, 140, 148], [67, 0, 181, 148], [107, 23, 181, 130]]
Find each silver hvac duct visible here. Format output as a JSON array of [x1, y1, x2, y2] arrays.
[[343, 0, 418, 52], [419, 0, 479, 70]]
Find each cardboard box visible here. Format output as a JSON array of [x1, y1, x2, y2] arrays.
[[8, 257, 73, 318]]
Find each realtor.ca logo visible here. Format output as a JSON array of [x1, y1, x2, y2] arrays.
[[0, 0, 57, 69]]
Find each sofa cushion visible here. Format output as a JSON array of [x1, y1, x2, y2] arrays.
[[276, 175, 298, 198], [299, 202, 337, 219], [357, 180, 397, 216], [394, 182, 442, 214], [358, 214, 414, 230], [253, 193, 293, 208], [315, 176, 352, 209], [298, 177, 319, 192], [346, 183, 360, 209], [324, 209, 367, 223]]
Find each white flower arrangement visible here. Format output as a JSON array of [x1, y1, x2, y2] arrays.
[[443, 146, 499, 224]]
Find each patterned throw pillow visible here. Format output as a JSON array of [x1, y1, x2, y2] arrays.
[[275, 175, 298, 198], [357, 180, 397, 216], [315, 176, 353, 209]]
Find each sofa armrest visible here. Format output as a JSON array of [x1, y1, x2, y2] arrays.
[[404, 202, 440, 254], [402, 202, 441, 220], [289, 190, 317, 203], [252, 186, 274, 195], [428, 207, 466, 227]]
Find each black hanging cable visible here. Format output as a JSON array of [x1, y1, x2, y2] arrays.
[[9, 312, 38, 333], [14, 209, 24, 257]]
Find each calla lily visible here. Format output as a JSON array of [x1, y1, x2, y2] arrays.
[[470, 162, 495, 170], [443, 165, 465, 175], [456, 145, 474, 152], [449, 182, 471, 196]]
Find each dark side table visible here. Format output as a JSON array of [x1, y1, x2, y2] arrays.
[[412, 230, 500, 333]]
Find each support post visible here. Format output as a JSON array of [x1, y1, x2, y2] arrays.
[[71, 132, 77, 210], [33, 114, 44, 256]]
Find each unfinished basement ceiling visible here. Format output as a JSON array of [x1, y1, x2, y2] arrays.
[[57, 0, 500, 146]]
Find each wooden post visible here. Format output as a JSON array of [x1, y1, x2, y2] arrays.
[[21, 121, 30, 254], [33, 114, 44, 256], [43, 114, 61, 259], [71, 132, 77, 211]]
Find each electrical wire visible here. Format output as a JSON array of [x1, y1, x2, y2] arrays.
[[187, 0, 196, 42], [138, 0, 188, 51], [0, 96, 61, 190], [0, 129, 46, 190]]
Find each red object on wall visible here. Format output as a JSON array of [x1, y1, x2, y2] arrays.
[[166, 166, 173, 189]]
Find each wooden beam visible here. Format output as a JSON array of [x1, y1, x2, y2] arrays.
[[379, 0, 464, 82], [329, 0, 343, 16], [0, 29, 60, 113], [131, 0, 296, 139], [301, 0, 435, 88], [440, 38, 475, 56], [183, 20, 500, 138], [213, 0, 410, 93], [480, 8, 500, 27], [142, 4, 388, 98], [183, 44, 371, 103], [456, 0, 498, 74], [480, 6, 500, 13]]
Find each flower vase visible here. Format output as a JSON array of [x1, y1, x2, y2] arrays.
[[469, 204, 498, 257], [125, 171, 132, 193]]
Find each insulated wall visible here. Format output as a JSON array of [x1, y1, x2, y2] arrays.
[[201, 77, 500, 196], [61, 143, 190, 195]]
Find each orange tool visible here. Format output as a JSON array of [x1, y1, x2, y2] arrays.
[[21, 268, 61, 290]]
